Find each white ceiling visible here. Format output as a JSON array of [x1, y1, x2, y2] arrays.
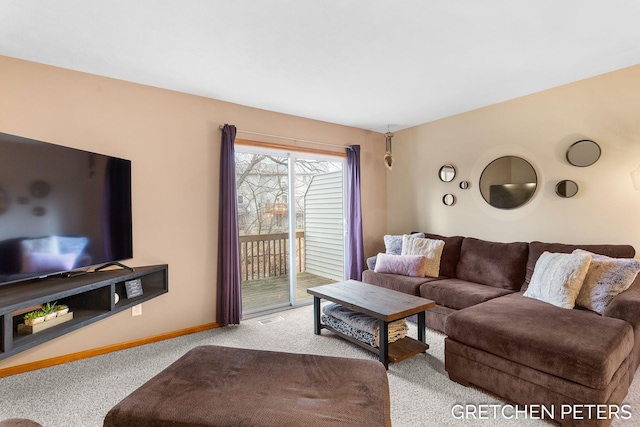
[[1, 1, 639, 133]]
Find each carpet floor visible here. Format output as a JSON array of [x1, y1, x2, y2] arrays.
[[0, 303, 639, 426]]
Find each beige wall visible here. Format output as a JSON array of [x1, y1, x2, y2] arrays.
[[388, 65, 640, 251], [0, 55, 387, 368]]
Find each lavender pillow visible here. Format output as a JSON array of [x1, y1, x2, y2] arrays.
[[374, 253, 428, 277]]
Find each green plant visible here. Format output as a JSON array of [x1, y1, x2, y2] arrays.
[[23, 310, 45, 320], [54, 303, 68, 311], [40, 301, 57, 315]]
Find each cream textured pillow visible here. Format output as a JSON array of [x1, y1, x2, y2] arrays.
[[401, 235, 445, 277], [523, 251, 592, 309], [573, 249, 640, 314]]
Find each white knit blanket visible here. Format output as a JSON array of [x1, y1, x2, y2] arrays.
[[322, 303, 408, 347]]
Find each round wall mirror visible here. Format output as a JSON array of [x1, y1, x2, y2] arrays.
[[556, 180, 579, 198], [459, 181, 469, 189], [566, 140, 601, 167], [29, 180, 51, 198], [443, 194, 456, 206], [439, 164, 456, 182], [479, 156, 537, 210]]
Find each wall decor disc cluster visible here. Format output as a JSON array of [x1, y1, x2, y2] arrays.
[[439, 164, 458, 206], [443, 194, 456, 206], [556, 180, 579, 198], [439, 164, 456, 182], [566, 140, 601, 167]]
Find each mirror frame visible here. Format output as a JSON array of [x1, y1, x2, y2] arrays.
[[439, 164, 456, 182], [566, 140, 601, 167], [479, 156, 537, 210], [555, 180, 579, 198]]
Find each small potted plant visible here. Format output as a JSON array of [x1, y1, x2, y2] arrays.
[[54, 303, 69, 317], [40, 302, 58, 321], [23, 309, 46, 326]]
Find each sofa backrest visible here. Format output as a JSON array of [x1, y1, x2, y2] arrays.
[[422, 233, 464, 278], [456, 237, 529, 291], [524, 241, 636, 291]]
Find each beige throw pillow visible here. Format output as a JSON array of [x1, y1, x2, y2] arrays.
[[573, 249, 640, 314], [401, 235, 445, 277], [523, 251, 592, 309]]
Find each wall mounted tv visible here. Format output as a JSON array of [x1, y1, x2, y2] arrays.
[[0, 132, 132, 286]]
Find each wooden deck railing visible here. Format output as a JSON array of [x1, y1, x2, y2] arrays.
[[239, 232, 305, 281]]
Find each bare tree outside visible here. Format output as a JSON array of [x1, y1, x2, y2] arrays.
[[235, 152, 341, 236], [235, 150, 344, 312]]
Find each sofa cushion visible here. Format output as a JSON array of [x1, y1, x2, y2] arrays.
[[574, 249, 640, 314], [445, 293, 634, 389], [455, 237, 529, 291], [604, 283, 640, 372], [419, 278, 514, 310], [524, 241, 636, 291], [523, 251, 592, 309], [424, 304, 456, 334], [361, 270, 437, 296], [422, 233, 463, 278]]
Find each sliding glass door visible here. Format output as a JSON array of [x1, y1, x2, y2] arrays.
[[235, 146, 345, 315]]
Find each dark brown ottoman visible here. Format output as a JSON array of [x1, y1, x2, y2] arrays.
[[104, 345, 391, 427]]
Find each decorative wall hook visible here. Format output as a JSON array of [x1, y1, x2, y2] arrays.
[[384, 131, 394, 170]]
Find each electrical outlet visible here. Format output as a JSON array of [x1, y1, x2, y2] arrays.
[[132, 304, 142, 316]]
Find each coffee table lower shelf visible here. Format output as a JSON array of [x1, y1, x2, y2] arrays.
[[320, 323, 429, 364]]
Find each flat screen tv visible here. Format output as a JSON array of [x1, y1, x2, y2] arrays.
[[0, 132, 132, 286]]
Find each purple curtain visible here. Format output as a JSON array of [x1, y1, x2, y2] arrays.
[[346, 145, 365, 280], [217, 124, 242, 325]]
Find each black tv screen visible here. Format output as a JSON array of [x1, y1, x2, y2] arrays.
[[0, 132, 132, 286]]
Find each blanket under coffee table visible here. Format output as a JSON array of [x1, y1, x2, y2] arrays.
[[308, 280, 436, 369]]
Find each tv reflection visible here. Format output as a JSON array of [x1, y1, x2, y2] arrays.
[[0, 235, 91, 281]]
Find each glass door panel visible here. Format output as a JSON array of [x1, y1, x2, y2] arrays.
[[292, 156, 344, 304], [235, 151, 291, 314], [236, 147, 346, 315]]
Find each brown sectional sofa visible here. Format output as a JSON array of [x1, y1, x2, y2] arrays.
[[361, 233, 640, 427]]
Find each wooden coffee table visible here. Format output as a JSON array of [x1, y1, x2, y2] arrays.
[[307, 280, 436, 369]]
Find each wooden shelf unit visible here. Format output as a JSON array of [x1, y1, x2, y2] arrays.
[[0, 264, 168, 361]]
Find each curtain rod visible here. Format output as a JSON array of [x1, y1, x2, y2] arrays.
[[218, 126, 353, 150]]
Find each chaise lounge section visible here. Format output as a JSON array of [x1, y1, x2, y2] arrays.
[[362, 233, 640, 426]]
